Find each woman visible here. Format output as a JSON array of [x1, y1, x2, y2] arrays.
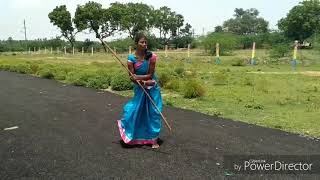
[[118, 33, 162, 149]]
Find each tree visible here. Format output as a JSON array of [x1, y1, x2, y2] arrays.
[[223, 8, 269, 35], [74, 1, 120, 51], [153, 6, 185, 45], [82, 39, 94, 52], [7, 37, 13, 42], [153, 6, 171, 40], [278, 0, 320, 40], [180, 23, 193, 36], [48, 5, 78, 48], [172, 23, 193, 48], [214, 26, 223, 33], [113, 2, 154, 39], [202, 32, 239, 55]]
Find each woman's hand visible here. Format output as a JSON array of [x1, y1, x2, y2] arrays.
[[143, 80, 156, 86], [130, 74, 138, 81]]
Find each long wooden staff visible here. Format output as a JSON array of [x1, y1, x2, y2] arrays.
[[101, 41, 172, 132]]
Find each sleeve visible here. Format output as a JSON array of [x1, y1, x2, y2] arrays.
[[150, 53, 157, 63], [127, 54, 136, 63]]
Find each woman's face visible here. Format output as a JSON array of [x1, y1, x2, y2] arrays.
[[137, 37, 147, 51]]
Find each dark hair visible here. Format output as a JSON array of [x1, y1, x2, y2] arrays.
[[134, 32, 147, 44]]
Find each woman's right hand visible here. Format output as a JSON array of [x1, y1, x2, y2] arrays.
[[130, 74, 138, 81]]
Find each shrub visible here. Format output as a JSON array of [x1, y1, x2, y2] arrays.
[[213, 71, 228, 85], [231, 58, 246, 66], [10, 64, 32, 74], [202, 32, 239, 55], [37, 64, 56, 79], [182, 80, 205, 98], [244, 102, 264, 110], [174, 67, 185, 77], [53, 70, 67, 80], [0, 64, 10, 71], [66, 71, 88, 86], [269, 44, 290, 58], [86, 77, 107, 89], [86, 71, 112, 89], [38, 68, 55, 79], [111, 73, 133, 91], [165, 79, 180, 91], [157, 71, 172, 87], [30, 64, 39, 74]]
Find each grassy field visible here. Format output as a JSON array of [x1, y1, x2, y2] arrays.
[[1, 49, 319, 137]]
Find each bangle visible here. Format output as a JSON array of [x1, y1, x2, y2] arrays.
[[143, 80, 146, 86]]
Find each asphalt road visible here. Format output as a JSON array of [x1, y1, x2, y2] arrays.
[[0, 70, 319, 180]]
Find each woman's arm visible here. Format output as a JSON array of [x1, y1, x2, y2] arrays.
[[134, 60, 156, 81], [127, 62, 137, 82]]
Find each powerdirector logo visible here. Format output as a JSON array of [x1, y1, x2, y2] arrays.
[[223, 155, 320, 174]]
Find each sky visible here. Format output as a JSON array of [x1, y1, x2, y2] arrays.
[[0, 0, 302, 41]]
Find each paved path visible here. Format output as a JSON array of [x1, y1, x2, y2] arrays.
[[0, 71, 319, 180]]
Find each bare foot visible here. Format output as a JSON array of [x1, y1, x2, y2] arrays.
[[151, 143, 160, 149]]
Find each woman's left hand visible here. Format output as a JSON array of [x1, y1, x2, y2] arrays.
[[143, 80, 156, 86]]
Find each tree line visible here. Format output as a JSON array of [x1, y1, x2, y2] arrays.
[[1, 0, 320, 52], [48, 1, 193, 51]]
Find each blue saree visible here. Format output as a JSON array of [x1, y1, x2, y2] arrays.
[[117, 53, 162, 145]]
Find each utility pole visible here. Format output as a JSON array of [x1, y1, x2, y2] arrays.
[[24, 19, 27, 41], [192, 29, 195, 38]]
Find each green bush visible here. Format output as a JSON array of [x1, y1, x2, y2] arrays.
[[53, 70, 67, 80], [108, 38, 135, 53], [0, 64, 10, 70], [157, 70, 173, 87], [30, 64, 39, 74], [86, 77, 107, 89], [38, 68, 55, 79], [213, 71, 228, 85], [202, 32, 239, 55], [65, 70, 111, 89], [269, 44, 290, 58], [244, 102, 264, 110], [174, 67, 185, 77], [86, 71, 112, 89], [182, 80, 205, 98], [111, 73, 133, 91], [37, 65, 55, 79], [231, 58, 246, 66], [8, 64, 32, 74], [66, 71, 89, 86], [165, 79, 180, 91]]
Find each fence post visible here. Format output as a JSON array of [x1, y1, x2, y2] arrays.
[[250, 42, 256, 65], [165, 45, 168, 58], [291, 40, 298, 71], [216, 43, 220, 64]]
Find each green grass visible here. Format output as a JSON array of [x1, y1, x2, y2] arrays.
[[1, 49, 320, 137]]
